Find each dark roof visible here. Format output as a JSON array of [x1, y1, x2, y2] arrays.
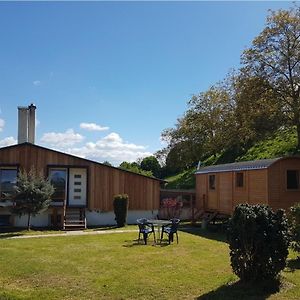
[[0, 142, 164, 182], [195, 158, 282, 174]]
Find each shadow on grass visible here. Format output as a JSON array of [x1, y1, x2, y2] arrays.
[[122, 238, 172, 248], [0, 226, 63, 239], [286, 257, 300, 272], [197, 279, 281, 300], [179, 225, 227, 243], [89, 225, 119, 231], [0, 233, 24, 239]]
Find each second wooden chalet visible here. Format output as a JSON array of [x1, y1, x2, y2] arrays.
[[195, 157, 300, 215]]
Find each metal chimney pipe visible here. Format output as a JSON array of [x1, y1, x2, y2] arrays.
[[28, 103, 36, 144], [18, 107, 28, 144]]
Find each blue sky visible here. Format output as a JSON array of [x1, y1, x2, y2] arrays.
[[0, 1, 294, 165]]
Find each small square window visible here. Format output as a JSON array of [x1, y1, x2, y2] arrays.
[[287, 170, 299, 189], [74, 188, 81, 193], [236, 172, 244, 188], [74, 182, 81, 186], [209, 175, 216, 190], [74, 195, 81, 200], [74, 174, 81, 179]]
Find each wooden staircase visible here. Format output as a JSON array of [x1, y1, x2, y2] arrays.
[[63, 207, 87, 230], [191, 208, 204, 224]]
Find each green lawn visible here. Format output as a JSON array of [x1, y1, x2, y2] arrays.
[[0, 227, 300, 300]]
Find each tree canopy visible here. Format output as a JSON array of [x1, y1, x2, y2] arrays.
[[159, 5, 300, 176], [11, 168, 54, 230]]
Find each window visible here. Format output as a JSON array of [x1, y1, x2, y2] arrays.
[[74, 188, 81, 193], [236, 172, 244, 188], [74, 174, 81, 179], [74, 195, 81, 200], [209, 175, 216, 190], [287, 170, 299, 189], [74, 181, 81, 186], [0, 168, 17, 201], [49, 169, 67, 202]]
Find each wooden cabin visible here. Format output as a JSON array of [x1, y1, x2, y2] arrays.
[[195, 157, 300, 215], [0, 142, 162, 228]]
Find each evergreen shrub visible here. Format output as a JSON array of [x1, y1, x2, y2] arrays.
[[113, 194, 129, 227], [289, 203, 300, 255], [228, 204, 290, 282]]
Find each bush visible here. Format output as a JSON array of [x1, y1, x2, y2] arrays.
[[11, 167, 54, 230], [228, 204, 290, 282], [113, 194, 129, 227], [288, 203, 300, 255]]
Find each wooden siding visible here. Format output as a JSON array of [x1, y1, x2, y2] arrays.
[[196, 169, 268, 214], [207, 174, 218, 210], [248, 170, 268, 205], [268, 158, 300, 211], [0, 144, 160, 211], [219, 172, 233, 214], [196, 158, 300, 215], [195, 175, 207, 209]]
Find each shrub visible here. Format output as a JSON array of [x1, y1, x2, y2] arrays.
[[11, 167, 54, 230], [288, 203, 300, 255], [113, 194, 129, 227], [228, 204, 290, 282]]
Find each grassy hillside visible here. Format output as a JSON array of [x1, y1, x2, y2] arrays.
[[164, 167, 196, 190], [237, 127, 298, 161], [164, 127, 298, 190]]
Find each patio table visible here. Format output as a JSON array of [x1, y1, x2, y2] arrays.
[[147, 219, 172, 244]]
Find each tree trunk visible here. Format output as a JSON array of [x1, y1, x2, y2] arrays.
[[27, 212, 31, 231]]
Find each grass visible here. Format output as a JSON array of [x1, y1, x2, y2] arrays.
[[0, 226, 300, 299], [0, 225, 131, 239], [237, 127, 299, 162], [164, 167, 196, 190]]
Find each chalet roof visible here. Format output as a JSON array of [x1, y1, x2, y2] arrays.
[[195, 158, 282, 174]]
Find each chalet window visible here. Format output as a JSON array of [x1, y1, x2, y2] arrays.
[[209, 175, 216, 190], [49, 169, 67, 202], [236, 172, 244, 188], [287, 170, 299, 190], [0, 168, 17, 201]]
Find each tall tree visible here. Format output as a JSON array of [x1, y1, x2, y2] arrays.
[[242, 6, 300, 148], [11, 168, 54, 230], [140, 156, 161, 178], [119, 161, 153, 177], [233, 74, 285, 146], [161, 82, 236, 173]]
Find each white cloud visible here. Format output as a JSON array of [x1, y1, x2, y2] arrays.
[[80, 122, 109, 132], [46, 132, 151, 166], [33, 80, 41, 86], [0, 118, 4, 132], [0, 137, 17, 147], [40, 129, 84, 147]]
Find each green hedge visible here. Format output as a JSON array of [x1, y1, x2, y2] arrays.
[[228, 204, 290, 282], [113, 194, 129, 227]]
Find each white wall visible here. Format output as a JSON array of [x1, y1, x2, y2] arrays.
[[9, 209, 159, 228], [86, 210, 159, 226], [14, 212, 49, 227]]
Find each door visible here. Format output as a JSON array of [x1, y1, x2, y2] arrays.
[[68, 168, 87, 206]]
